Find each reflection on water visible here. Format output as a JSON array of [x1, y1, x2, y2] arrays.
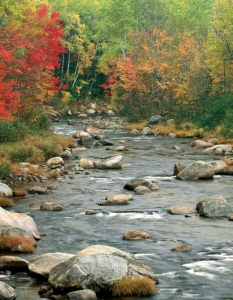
[[7, 121, 233, 300]]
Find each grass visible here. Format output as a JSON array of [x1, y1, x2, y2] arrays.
[[0, 196, 14, 207], [0, 131, 77, 180], [12, 190, 28, 197], [123, 120, 148, 131], [0, 236, 36, 253], [111, 276, 156, 297]]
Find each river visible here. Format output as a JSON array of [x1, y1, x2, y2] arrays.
[[4, 119, 233, 300]]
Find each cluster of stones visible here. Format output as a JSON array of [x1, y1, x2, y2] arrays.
[[0, 245, 158, 300]]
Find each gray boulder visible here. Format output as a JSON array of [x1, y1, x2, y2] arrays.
[[199, 201, 233, 218], [76, 245, 158, 281], [0, 282, 17, 300], [49, 254, 158, 292], [28, 253, 75, 278], [147, 115, 166, 125], [85, 126, 102, 136], [196, 195, 226, 212], [176, 161, 214, 181], [94, 155, 123, 169], [0, 207, 40, 239]]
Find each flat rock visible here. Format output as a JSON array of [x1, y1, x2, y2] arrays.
[[28, 253, 75, 278], [0, 256, 28, 271], [105, 194, 133, 201], [65, 289, 97, 300], [203, 144, 232, 155], [40, 202, 63, 211], [123, 230, 150, 240], [168, 206, 197, 215], [172, 245, 190, 252]]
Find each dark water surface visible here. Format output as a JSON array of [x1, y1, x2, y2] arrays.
[[4, 121, 233, 300]]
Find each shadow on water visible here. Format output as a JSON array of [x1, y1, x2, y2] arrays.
[[5, 120, 233, 300]]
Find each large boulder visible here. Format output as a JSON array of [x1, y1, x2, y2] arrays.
[[49, 254, 158, 293], [203, 144, 232, 155], [0, 207, 40, 239], [207, 161, 228, 175], [199, 201, 233, 218], [0, 183, 13, 197], [94, 155, 123, 169], [124, 178, 159, 191], [28, 253, 75, 278], [176, 161, 214, 181], [196, 195, 226, 212], [76, 245, 157, 279], [0, 282, 17, 300], [147, 115, 166, 125]]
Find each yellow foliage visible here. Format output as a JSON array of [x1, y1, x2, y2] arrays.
[[61, 91, 71, 105]]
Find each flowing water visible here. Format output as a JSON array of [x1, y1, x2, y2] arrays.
[[4, 120, 233, 300]]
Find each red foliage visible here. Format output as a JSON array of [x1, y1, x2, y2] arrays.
[[0, 4, 67, 120]]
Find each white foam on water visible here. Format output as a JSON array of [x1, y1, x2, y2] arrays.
[[181, 294, 201, 298], [186, 269, 215, 280], [134, 253, 159, 259], [159, 271, 180, 278], [183, 260, 231, 275], [107, 212, 164, 220], [158, 288, 178, 293]]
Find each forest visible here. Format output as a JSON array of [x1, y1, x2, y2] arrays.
[[0, 0, 233, 137]]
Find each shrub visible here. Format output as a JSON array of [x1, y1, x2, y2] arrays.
[[13, 190, 28, 197], [111, 277, 156, 297], [0, 196, 14, 207], [0, 120, 28, 143], [0, 236, 36, 253], [0, 157, 11, 180]]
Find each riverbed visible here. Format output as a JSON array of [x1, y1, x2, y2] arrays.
[[5, 119, 233, 300]]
